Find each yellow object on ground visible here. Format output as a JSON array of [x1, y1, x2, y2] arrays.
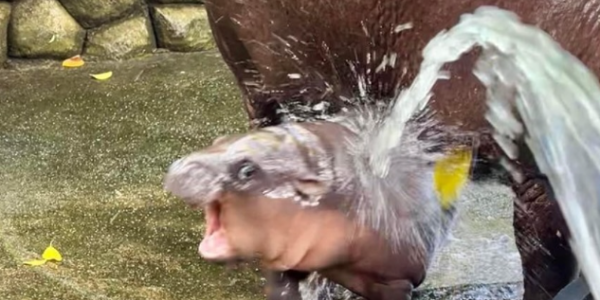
[[90, 71, 113, 81], [23, 243, 63, 266], [62, 55, 85, 68], [433, 148, 474, 210]]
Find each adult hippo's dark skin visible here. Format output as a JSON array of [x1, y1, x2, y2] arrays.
[[190, 1, 598, 299]]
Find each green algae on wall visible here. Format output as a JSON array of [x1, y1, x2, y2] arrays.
[[59, 0, 145, 29], [85, 14, 156, 59], [8, 0, 85, 59], [151, 4, 215, 52]]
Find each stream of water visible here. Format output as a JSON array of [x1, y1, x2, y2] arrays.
[[371, 6, 600, 299]]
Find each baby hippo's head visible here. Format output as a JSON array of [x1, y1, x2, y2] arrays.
[[163, 123, 356, 270]]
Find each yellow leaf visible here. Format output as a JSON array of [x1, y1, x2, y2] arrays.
[[41, 245, 63, 262], [433, 148, 473, 210], [62, 55, 84, 68], [23, 259, 47, 266], [90, 71, 113, 81]]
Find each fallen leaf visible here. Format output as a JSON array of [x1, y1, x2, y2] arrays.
[[62, 55, 84, 68], [41, 245, 63, 262], [23, 259, 48, 266], [23, 242, 63, 267], [90, 71, 113, 81]]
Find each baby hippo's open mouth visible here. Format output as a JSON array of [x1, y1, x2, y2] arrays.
[[198, 202, 234, 261]]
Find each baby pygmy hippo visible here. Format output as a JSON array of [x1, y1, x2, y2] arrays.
[[164, 110, 472, 300]]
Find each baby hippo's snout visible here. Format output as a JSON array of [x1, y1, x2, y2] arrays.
[[164, 151, 237, 261], [163, 153, 225, 208]]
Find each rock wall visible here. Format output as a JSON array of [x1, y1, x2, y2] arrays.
[[0, 0, 215, 66]]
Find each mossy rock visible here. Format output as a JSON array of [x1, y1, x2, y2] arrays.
[[150, 4, 215, 52], [85, 14, 156, 59], [8, 0, 85, 59], [59, 0, 143, 29], [0, 2, 10, 65]]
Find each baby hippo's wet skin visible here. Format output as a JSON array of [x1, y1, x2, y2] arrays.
[[164, 119, 460, 300]]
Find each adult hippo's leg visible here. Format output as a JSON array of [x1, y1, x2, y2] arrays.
[[201, 1, 598, 299], [508, 149, 580, 300]]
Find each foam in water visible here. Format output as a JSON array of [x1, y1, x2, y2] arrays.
[[368, 5, 600, 298]]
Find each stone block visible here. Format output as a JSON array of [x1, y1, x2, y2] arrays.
[[85, 14, 155, 59], [150, 4, 214, 52], [59, 0, 143, 29], [8, 0, 85, 59]]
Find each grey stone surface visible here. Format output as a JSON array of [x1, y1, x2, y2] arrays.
[[149, 0, 203, 3], [307, 281, 523, 300], [150, 4, 214, 52], [59, 0, 143, 29], [419, 182, 523, 294], [85, 14, 156, 59], [423, 182, 522, 288], [0, 2, 10, 65], [8, 0, 85, 59]]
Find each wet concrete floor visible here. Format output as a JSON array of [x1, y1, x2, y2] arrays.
[[0, 51, 263, 300], [0, 50, 522, 300]]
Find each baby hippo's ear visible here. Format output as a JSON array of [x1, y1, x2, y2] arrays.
[[292, 177, 329, 196]]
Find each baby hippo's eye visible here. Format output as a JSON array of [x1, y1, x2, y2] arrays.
[[236, 161, 257, 181]]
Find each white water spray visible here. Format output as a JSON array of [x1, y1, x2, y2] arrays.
[[370, 6, 600, 298]]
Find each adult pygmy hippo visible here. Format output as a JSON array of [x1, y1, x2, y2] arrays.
[[165, 110, 472, 300], [168, 0, 600, 299]]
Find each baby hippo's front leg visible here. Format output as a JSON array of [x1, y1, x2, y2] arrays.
[[325, 268, 416, 300], [264, 270, 310, 300], [369, 279, 414, 300]]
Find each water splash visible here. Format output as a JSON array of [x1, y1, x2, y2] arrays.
[[370, 5, 600, 298]]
